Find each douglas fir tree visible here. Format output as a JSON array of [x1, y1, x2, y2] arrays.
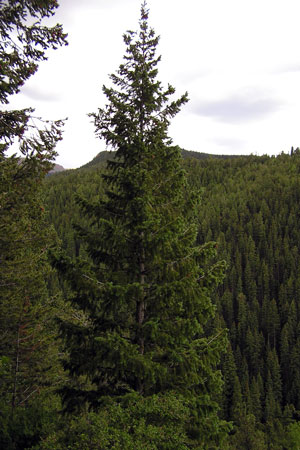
[[54, 2, 229, 447]]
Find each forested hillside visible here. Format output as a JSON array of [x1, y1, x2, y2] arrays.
[[2, 1, 300, 448], [43, 149, 300, 448], [189, 150, 300, 447]]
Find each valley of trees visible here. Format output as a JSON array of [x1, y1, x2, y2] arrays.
[[1, 1, 300, 449], [43, 148, 300, 449]]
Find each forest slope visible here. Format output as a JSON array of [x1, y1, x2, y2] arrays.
[[44, 149, 300, 448]]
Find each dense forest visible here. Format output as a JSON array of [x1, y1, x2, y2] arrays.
[[40, 148, 300, 449], [1, 1, 300, 449]]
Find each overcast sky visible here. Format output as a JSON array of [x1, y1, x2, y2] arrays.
[[9, 0, 300, 168]]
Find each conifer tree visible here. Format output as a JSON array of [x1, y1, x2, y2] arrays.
[[0, 0, 67, 307], [54, 2, 229, 446], [0, 2, 67, 447], [0, 0, 67, 158], [221, 342, 238, 421], [0, 158, 60, 409]]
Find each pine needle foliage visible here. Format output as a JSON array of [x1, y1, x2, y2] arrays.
[[0, 0, 67, 157], [0, 2, 67, 447], [54, 2, 229, 446]]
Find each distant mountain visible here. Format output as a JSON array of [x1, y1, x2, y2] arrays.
[[50, 163, 65, 173], [80, 148, 242, 170], [17, 157, 66, 174], [80, 151, 114, 169]]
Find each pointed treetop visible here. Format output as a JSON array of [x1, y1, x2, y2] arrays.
[[141, 0, 149, 20]]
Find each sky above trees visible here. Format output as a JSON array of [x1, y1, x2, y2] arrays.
[[8, 0, 300, 168]]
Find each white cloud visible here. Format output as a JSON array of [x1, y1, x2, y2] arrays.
[[191, 87, 284, 123], [7, 0, 300, 168]]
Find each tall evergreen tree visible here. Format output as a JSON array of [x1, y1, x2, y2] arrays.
[[0, 0, 67, 157], [0, 2, 67, 448], [54, 2, 229, 446]]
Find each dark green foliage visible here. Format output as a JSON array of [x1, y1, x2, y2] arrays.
[[0, 0, 67, 155], [0, 395, 61, 450], [0, 1, 67, 448], [52, 3, 229, 447], [0, 208, 60, 410], [45, 149, 300, 447], [227, 414, 267, 450], [191, 150, 300, 445], [3, 0, 300, 447], [36, 393, 200, 450]]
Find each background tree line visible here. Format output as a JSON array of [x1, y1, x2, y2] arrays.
[[2, 0, 300, 448], [43, 149, 300, 448]]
